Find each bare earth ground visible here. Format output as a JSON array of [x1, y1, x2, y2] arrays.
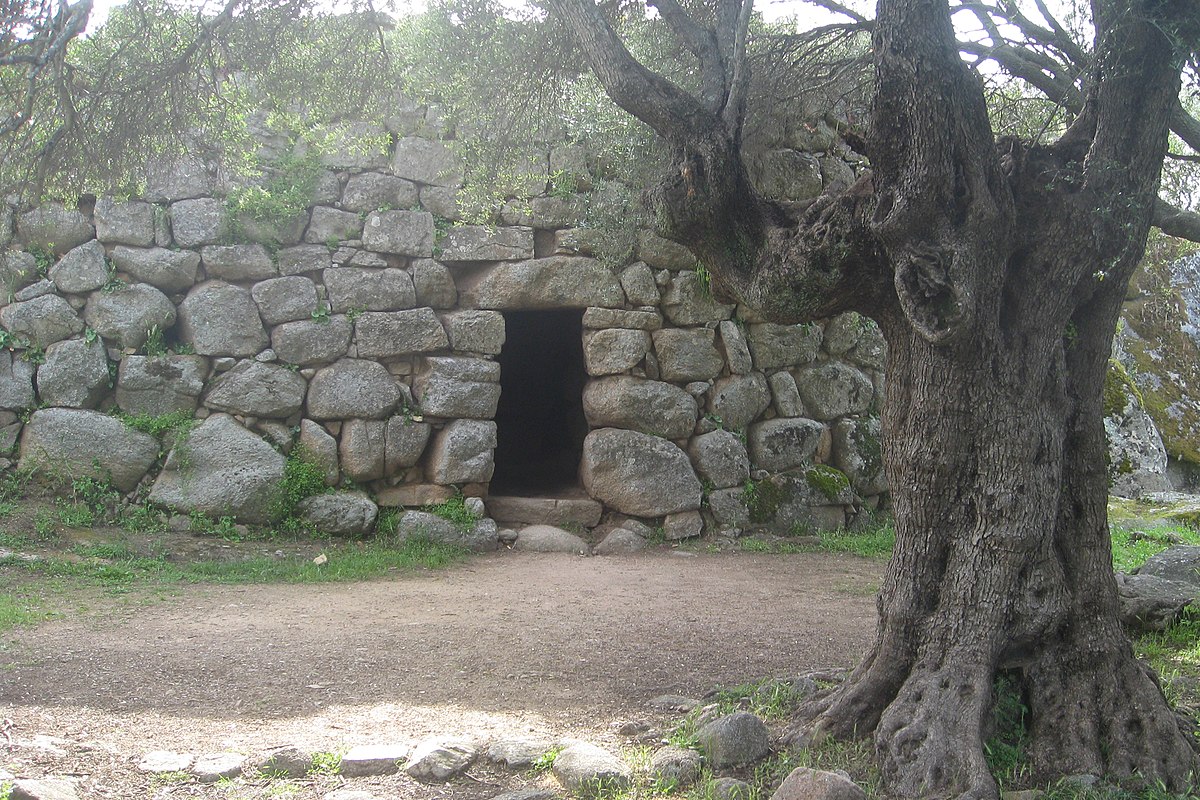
[[0, 550, 881, 798]]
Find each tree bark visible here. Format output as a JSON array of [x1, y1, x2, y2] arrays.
[[548, 0, 1200, 795]]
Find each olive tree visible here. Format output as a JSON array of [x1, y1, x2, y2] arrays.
[[545, 0, 1200, 795]]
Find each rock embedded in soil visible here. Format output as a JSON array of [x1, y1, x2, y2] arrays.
[[551, 742, 631, 796], [1135, 545, 1200, 587], [257, 745, 313, 778], [769, 767, 866, 800], [486, 738, 555, 770], [593, 528, 646, 555], [514, 525, 590, 555], [647, 695, 702, 712], [137, 750, 194, 773], [10, 778, 80, 800], [404, 738, 477, 783], [649, 745, 704, 788], [491, 791, 561, 800], [192, 752, 243, 782], [696, 711, 770, 768], [324, 791, 381, 800], [711, 777, 754, 800], [339, 743, 407, 777]]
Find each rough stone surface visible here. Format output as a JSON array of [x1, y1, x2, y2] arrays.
[[637, 230, 695, 270], [362, 210, 435, 256], [441, 310, 506, 355], [440, 225, 534, 261], [664, 510, 704, 540], [428, 419, 497, 484], [412, 259, 458, 308], [306, 206, 364, 244], [111, 246, 201, 292], [463, 257, 623, 309], [1115, 572, 1195, 632], [0, 251, 38, 295], [1106, 380, 1171, 498], [338, 744, 407, 777], [355, 308, 448, 358], [832, 417, 886, 496], [688, 429, 751, 489], [340, 418, 386, 481], [277, 244, 332, 276], [9, 778, 80, 800], [252, 276, 320, 325], [203, 360, 307, 418], [486, 738, 555, 770], [552, 742, 632, 796], [662, 271, 734, 325], [49, 240, 108, 294], [192, 752, 244, 783], [116, 355, 208, 415], [414, 357, 501, 419], [748, 419, 827, 472], [751, 149, 823, 202], [1136, 545, 1200, 587], [179, 281, 268, 357], [709, 373, 772, 431], [583, 329, 651, 376], [391, 137, 463, 186], [582, 308, 662, 331], [620, 262, 660, 305], [0, 352, 35, 409], [341, 172, 419, 213], [654, 328, 724, 382], [84, 282, 177, 351], [150, 414, 286, 524], [649, 746, 703, 788], [583, 376, 697, 439], [16, 204, 94, 253], [711, 777, 754, 800], [94, 197, 155, 246], [717, 322, 752, 377], [201, 244, 276, 281], [697, 712, 770, 769], [404, 739, 477, 783], [19, 408, 158, 491], [299, 419, 340, 485], [36, 338, 109, 409], [272, 316, 352, 365], [1, 294, 83, 347], [394, 510, 496, 550], [326, 268, 416, 313], [581, 428, 702, 517], [308, 359, 401, 420], [769, 767, 866, 800], [513, 525, 590, 554], [593, 527, 647, 555], [747, 323, 822, 370], [170, 198, 227, 247], [145, 154, 216, 202], [256, 746, 312, 778], [794, 362, 874, 420], [386, 417, 431, 471], [769, 371, 806, 418]]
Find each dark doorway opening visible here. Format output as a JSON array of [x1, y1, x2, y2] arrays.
[[491, 309, 589, 496]]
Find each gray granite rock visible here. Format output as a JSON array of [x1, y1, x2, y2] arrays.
[[0, 351, 35, 409], [413, 356, 501, 419], [709, 373, 772, 431], [179, 281, 268, 357], [16, 203, 94, 254], [514, 525, 590, 554], [462, 257, 623, 309], [85, 282, 177, 350], [748, 418, 827, 472], [19, 408, 158, 491], [307, 358, 401, 420], [115, 355, 208, 415], [170, 197, 227, 247], [111, 246, 200, 293], [441, 310, 505, 355], [1, 294, 83, 347], [362, 210, 435, 256], [341, 172, 420, 213], [581, 428, 702, 517], [440, 225, 534, 261], [201, 244, 276, 281], [769, 767, 866, 800], [203, 360, 307, 418], [405, 739, 477, 783], [150, 413, 286, 524], [49, 240, 109, 294], [654, 328, 725, 382], [94, 197, 155, 246], [697, 711, 770, 768], [583, 376, 697, 440], [355, 308, 448, 358], [412, 259, 458, 308], [428, 419, 497, 484], [391, 137, 463, 187], [551, 742, 631, 797], [252, 276, 320, 325], [272, 315, 352, 366], [583, 329, 651, 376], [325, 267, 416, 313], [36, 338, 109, 409], [794, 362, 873, 420]]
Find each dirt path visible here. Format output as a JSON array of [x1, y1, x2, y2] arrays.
[[1, 550, 881, 797]]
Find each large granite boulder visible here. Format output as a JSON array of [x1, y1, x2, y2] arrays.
[[0, 294, 83, 348], [150, 414, 286, 524], [16, 203, 94, 253], [307, 358, 401, 420], [413, 357, 501, 419], [583, 376, 697, 440], [581, 428, 702, 516], [19, 408, 158, 491], [110, 246, 200, 293], [178, 281, 268, 357], [50, 240, 109, 293], [116, 355, 209, 415], [36, 338, 109, 409], [84, 282, 177, 350], [203, 361, 308, 419], [428, 419, 497, 484], [461, 257, 623, 309]]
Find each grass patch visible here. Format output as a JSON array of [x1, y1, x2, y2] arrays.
[[0, 534, 467, 633], [1110, 523, 1200, 574]]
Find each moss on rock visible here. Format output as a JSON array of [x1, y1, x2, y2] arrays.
[[805, 464, 851, 502]]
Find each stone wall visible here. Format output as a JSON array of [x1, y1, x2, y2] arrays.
[[0, 105, 887, 543]]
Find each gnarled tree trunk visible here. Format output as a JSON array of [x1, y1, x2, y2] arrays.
[[548, 0, 1200, 795]]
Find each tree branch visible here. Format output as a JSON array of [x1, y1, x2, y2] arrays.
[[543, 0, 716, 140]]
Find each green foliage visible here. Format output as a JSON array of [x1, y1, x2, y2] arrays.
[[28, 244, 55, 276], [225, 148, 325, 245], [742, 478, 790, 524], [423, 494, 476, 532], [189, 512, 241, 540], [527, 745, 563, 776], [143, 324, 168, 356], [804, 465, 851, 502], [308, 750, 343, 777], [270, 445, 330, 526], [115, 408, 196, 440], [808, 521, 897, 560]]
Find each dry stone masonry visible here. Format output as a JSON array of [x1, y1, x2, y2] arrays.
[[0, 101, 889, 543]]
